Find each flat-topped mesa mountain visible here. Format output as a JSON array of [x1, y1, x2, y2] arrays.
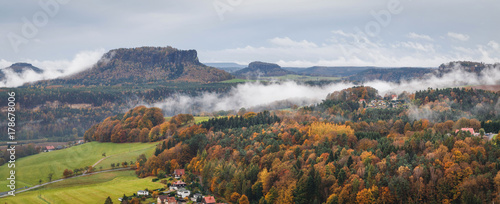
[[55, 46, 233, 85], [0, 63, 44, 81], [5, 62, 44, 74], [233, 61, 294, 78]]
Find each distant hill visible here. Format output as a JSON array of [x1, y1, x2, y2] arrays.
[[437, 61, 500, 77], [233, 61, 294, 78], [216, 67, 243, 73], [48, 46, 233, 85], [283, 66, 378, 77], [348, 68, 434, 82], [0, 63, 44, 81]]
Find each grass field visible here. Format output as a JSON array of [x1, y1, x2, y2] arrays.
[[94, 144, 157, 171], [194, 116, 210, 123], [220, 78, 254, 83], [1, 170, 164, 204], [0, 142, 157, 192], [164, 116, 210, 124]]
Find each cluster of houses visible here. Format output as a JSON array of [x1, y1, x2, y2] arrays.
[[455, 128, 496, 140], [43, 140, 84, 152], [44, 145, 63, 152], [157, 194, 221, 204], [123, 168, 226, 204], [359, 97, 405, 109]]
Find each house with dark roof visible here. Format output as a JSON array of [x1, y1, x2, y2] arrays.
[[172, 180, 187, 188]]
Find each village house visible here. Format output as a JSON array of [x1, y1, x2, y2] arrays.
[[172, 180, 187, 188], [45, 146, 55, 152], [158, 195, 177, 204], [176, 187, 191, 198], [455, 128, 480, 136], [192, 193, 203, 202], [174, 169, 185, 178], [137, 190, 149, 196], [170, 180, 187, 191], [202, 196, 216, 204], [167, 197, 178, 204], [386, 94, 397, 101]]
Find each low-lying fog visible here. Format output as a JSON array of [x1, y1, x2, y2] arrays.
[[153, 65, 500, 115]]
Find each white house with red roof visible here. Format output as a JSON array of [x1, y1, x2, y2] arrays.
[[202, 196, 216, 204], [455, 128, 475, 135], [174, 169, 185, 178], [45, 146, 55, 152]]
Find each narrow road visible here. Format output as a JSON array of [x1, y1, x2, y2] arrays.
[[0, 167, 131, 198]]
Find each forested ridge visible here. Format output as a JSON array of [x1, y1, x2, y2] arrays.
[[81, 86, 500, 203], [0, 82, 235, 141], [348, 68, 433, 82], [0, 46, 238, 142]]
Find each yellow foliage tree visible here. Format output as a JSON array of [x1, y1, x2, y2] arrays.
[[229, 192, 241, 203], [308, 122, 354, 141], [238, 195, 250, 204], [356, 188, 374, 204]]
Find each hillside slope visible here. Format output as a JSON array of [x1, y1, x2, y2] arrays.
[[437, 61, 500, 77], [0, 142, 156, 192]]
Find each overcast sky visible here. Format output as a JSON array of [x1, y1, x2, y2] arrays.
[[1, 0, 499, 69]]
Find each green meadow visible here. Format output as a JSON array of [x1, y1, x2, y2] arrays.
[[0, 142, 157, 192], [1, 170, 163, 204], [164, 116, 210, 124]]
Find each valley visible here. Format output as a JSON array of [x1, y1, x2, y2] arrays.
[[1, 0, 498, 203]]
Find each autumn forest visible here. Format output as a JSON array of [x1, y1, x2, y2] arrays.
[[82, 85, 500, 204]]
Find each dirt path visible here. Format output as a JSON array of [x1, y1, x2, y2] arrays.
[[82, 156, 109, 175]]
